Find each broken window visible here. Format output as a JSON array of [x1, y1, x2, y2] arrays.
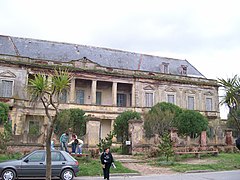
[[187, 96, 194, 110], [117, 93, 126, 107], [96, 91, 102, 105], [76, 90, 84, 104], [59, 89, 67, 103], [29, 120, 40, 136], [180, 65, 188, 75], [167, 94, 175, 104], [145, 92, 153, 107], [161, 62, 169, 74], [1, 80, 13, 97], [206, 98, 213, 111]]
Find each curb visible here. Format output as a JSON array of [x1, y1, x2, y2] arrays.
[[75, 173, 141, 179], [111, 173, 141, 176], [185, 170, 215, 173]]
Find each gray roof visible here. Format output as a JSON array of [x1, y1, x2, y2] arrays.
[[0, 35, 205, 78]]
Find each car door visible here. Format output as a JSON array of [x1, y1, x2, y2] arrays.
[[51, 151, 67, 176], [19, 151, 46, 177]]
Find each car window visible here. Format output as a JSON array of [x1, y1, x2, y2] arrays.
[[51, 151, 66, 161], [27, 152, 45, 162]]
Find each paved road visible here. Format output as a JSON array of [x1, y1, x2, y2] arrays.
[[75, 170, 240, 180]]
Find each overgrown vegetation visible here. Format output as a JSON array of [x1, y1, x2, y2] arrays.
[[0, 102, 12, 152], [113, 110, 141, 154], [158, 133, 174, 162], [97, 131, 114, 152], [144, 102, 182, 138], [175, 110, 208, 138], [218, 75, 240, 132], [144, 102, 208, 138], [55, 108, 86, 137]]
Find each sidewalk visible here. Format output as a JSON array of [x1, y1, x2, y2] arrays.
[[75, 173, 141, 180]]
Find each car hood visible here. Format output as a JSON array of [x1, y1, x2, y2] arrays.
[[0, 159, 22, 167]]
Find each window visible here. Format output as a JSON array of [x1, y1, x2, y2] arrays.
[[29, 121, 40, 136], [59, 89, 67, 103], [76, 90, 84, 104], [145, 92, 153, 107], [27, 152, 45, 162], [96, 91, 102, 105], [51, 152, 65, 161], [181, 65, 187, 75], [1, 80, 13, 97], [162, 62, 169, 73], [206, 98, 213, 111], [187, 96, 194, 110], [167, 94, 175, 104], [117, 93, 126, 107]]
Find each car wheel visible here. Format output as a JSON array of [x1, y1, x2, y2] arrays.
[[1, 169, 16, 180], [61, 169, 74, 180]]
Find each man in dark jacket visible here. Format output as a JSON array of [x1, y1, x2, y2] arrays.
[[100, 147, 114, 180]]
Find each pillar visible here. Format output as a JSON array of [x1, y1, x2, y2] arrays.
[[91, 80, 97, 104], [225, 129, 233, 146], [170, 128, 179, 147], [86, 117, 101, 147], [200, 131, 207, 150], [131, 83, 136, 107], [69, 78, 76, 103], [112, 82, 117, 106], [128, 119, 144, 154]]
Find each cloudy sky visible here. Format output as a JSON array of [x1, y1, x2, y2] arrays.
[[1, 0, 239, 118]]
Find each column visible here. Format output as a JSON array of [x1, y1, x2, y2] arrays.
[[91, 80, 97, 104], [86, 117, 101, 147], [131, 83, 136, 107], [112, 82, 117, 106], [69, 78, 76, 103]]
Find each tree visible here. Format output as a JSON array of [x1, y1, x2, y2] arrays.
[[144, 102, 182, 138], [175, 110, 208, 137], [0, 102, 12, 152], [97, 131, 114, 152], [113, 111, 141, 145], [28, 69, 71, 180], [158, 132, 174, 162], [55, 108, 86, 138], [218, 75, 240, 132]]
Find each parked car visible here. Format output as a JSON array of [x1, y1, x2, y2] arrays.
[[0, 150, 79, 180]]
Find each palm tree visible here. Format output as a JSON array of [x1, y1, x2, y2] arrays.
[[28, 69, 71, 180], [218, 75, 240, 131]]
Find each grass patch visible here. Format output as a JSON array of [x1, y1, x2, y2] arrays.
[[170, 153, 240, 172], [0, 153, 22, 162], [76, 157, 138, 176]]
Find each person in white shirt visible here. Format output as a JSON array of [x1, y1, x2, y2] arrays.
[[68, 134, 84, 154]]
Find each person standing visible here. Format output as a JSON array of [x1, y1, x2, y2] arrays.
[[100, 147, 114, 180], [60, 132, 69, 152]]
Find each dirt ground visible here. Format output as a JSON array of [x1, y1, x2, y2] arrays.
[[122, 158, 218, 175], [122, 162, 175, 175]]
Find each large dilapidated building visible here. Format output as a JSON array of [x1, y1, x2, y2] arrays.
[[0, 35, 219, 146]]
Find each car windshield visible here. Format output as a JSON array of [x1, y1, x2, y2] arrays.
[[18, 153, 30, 160]]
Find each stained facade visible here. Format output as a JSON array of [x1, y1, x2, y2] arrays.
[[0, 35, 219, 146]]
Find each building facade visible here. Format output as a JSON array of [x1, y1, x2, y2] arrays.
[[0, 35, 219, 146]]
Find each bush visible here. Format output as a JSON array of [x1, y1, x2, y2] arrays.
[[113, 111, 141, 154], [144, 102, 182, 138], [55, 108, 86, 137], [175, 110, 208, 137]]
